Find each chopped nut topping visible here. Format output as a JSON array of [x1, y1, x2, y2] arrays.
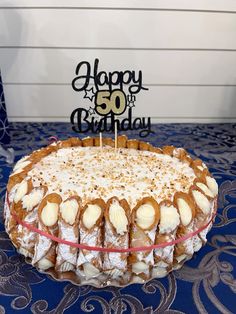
[[28, 146, 196, 207]]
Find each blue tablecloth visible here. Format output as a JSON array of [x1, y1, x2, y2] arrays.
[[0, 123, 235, 314]]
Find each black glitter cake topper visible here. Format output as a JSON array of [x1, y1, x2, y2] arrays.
[[70, 58, 154, 137]]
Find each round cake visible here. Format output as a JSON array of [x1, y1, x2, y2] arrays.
[[4, 136, 218, 286]]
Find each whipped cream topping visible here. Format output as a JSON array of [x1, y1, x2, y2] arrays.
[[196, 182, 214, 198], [136, 203, 155, 229], [83, 204, 101, 229], [192, 190, 211, 215], [159, 205, 180, 233], [13, 159, 31, 172], [83, 262, 100, 278], [10, 168, 24, 176], [132, 261, 149, 274], [60, 199, 79, 225], [37, 258, 54, 270], [14, 180, 28, 203], [109, 200, 128, 234], [22, 188, 44, 211], [41, 201, 59, 226], [206, 176, 218, 196], [26, 146, 196, 207], [177, 198, 192, 226]]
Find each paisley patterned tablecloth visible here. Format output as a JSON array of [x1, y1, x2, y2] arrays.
[[0, 122, 235, 314]]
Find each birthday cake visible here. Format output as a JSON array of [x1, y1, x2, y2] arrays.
[[4, 136, 218, 286]]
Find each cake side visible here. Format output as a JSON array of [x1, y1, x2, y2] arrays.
[[4, 136, 218, 286]]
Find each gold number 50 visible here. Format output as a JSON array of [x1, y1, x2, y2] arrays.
[[95, 90, 127, 116]]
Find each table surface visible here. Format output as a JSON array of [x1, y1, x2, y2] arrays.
[[0, 123, 235, 314]]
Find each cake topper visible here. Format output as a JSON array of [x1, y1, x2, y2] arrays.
[[70, 58, 154, 137]]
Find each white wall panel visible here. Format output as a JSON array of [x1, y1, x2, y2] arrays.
[[1, 9, 236, 49], [1, 49, 236, 85], [4, 85, 236, 120], [0, 1, 236, 122], [1, 0, 236, 12]]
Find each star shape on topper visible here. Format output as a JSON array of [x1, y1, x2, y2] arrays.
[[84, 87, 95, 101], [88, 106, 96, 115], [127, 102, 135, 108], [127, 94, 136, 108]]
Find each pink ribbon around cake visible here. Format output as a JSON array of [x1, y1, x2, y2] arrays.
[[7, 192, 216, 253]]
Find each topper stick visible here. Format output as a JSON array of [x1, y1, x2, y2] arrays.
[[99, 132, 103, 150], [115, 121, 118, 152]]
